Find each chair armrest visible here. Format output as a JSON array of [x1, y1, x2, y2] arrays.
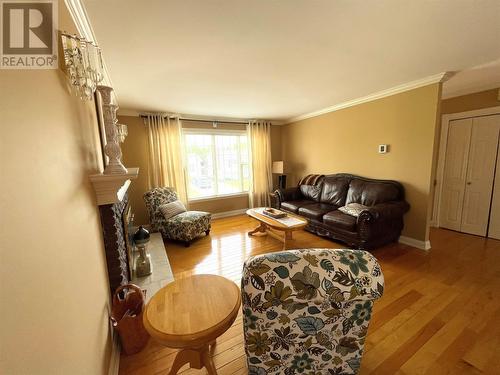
[[275, 187, 302, 204], [357, 201, 410, 223]]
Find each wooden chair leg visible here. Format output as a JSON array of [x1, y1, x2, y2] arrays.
[[168, 349, 196, 375], [209, 339, 217, 355]]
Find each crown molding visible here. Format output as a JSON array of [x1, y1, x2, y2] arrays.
[[64, 0, 113, 88], [285, 72, 451, 124]]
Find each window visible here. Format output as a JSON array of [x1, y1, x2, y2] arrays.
[[184, 129, 250, 200]]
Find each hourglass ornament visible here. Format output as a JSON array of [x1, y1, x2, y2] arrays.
[[133, 226, 152, 277]]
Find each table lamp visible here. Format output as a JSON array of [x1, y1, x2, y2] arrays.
[[272, 161, 286, 189]]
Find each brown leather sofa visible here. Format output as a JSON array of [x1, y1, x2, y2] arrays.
[[273, 173, 410, 249]]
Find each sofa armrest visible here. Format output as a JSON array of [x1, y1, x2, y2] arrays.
[[356, 201, 409, 244], [358, 201, 410, 223], [275, 187, 302, 205]]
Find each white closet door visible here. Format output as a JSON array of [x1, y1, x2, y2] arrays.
[[440, 118, 472, 231], [461, 115, 500, 236], [489, 145, 500, 239]]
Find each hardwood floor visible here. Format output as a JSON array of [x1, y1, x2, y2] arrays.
[[119, 215, 500, 375]]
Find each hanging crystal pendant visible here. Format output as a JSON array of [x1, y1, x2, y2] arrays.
[[116, 124, 128, 143]]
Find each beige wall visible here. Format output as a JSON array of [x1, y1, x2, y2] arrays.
[[0, 2, 112, 374], [119, 116, 282, 224], [441, 88, 500, 114], [270, 125, 283, 189], [281, 84, 442, 242], [271, 124, 282, 160]]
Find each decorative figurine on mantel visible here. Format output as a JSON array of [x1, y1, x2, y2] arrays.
[[133, 226, 152, 277]]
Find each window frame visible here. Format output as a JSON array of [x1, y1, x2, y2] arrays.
[[182, 127, 250, 202]]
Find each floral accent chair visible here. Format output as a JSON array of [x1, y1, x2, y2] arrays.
[[241, 248, 384, 375], [143, 187, 211, 246]]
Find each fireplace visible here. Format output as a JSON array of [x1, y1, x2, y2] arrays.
[[98, 195, 131, 293], [122, 203, 135, 282]]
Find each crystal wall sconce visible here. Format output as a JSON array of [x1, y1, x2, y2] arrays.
[[61, 33, 104, 101]]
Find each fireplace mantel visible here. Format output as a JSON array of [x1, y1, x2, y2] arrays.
[[89, 167, 139, 206], [91, 85, 140, 293]]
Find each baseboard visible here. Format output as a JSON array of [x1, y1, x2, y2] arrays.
[[108, 333, 120, 375], [212, 208, 248, 219], [399, 236, 431, 251]]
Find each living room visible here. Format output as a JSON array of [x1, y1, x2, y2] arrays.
[[1, 1, 500, 374]]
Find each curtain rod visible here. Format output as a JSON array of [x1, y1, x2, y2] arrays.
[[139, 114, 248, 125]]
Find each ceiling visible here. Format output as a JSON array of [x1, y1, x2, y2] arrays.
[[82, 0, 500, 120], [442, 59, 500, 99]]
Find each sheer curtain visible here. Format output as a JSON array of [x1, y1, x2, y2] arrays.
[[144, 114, 188, 204], [248, 120, 273, 207]]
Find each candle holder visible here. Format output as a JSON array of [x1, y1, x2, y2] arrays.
[[97, 86, 128, 175]]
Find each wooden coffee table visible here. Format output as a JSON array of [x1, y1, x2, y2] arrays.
[[246, 208, 308, 250], [143, 275, 241, 374]]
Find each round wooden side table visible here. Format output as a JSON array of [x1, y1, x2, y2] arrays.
[[143, 274, 241, 375]]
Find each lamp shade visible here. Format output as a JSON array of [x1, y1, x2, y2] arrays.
[[272, 161, 284, 174]]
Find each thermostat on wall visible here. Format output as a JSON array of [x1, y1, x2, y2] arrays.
[[378, 144, 389, 153]]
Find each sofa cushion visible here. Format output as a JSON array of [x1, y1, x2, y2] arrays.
[[298, 203, 338, 221], [299, 184, 322, 202], [320, 176, 350, 205], [346, 179, 400, 206], [338, 203, 369, 217], [323, 210, 357, 232], [281, 199, 313, 213]]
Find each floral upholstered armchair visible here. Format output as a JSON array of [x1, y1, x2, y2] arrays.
[[143, 187, 211, 246], [241, 248, 384, 375]]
